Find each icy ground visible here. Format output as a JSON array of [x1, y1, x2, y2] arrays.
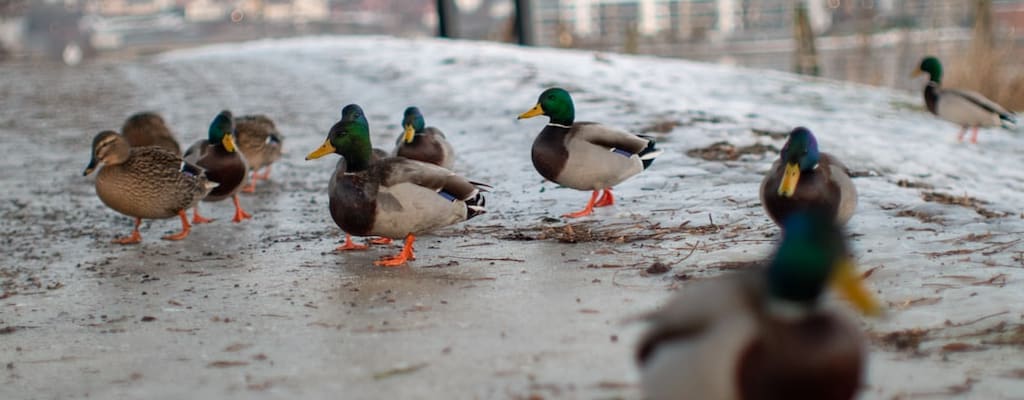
[[1, 36, 1023, 399]]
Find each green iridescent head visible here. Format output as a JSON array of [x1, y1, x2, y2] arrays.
[[916, 56, 943, 83], [306, 104, 373, 171], [518, 87, 576, 125], [402, 106, 425, 143], [207, 110, 237, 152]]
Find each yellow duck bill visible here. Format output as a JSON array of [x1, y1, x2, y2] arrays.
[[305, 140, 336, 160], [517, 104, 544, 120], [830, 257, 883, 317], [777, 163, 800, 197], [222, 133, 237, 153], [403, 125, 416, 144]]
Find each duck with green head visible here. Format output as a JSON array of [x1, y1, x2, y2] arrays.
[[760, 127, 856, 227], [121, 111, 181, 155], [184, 110, 252, 223], [306, 104, 489, 267], [518, 87, 661, 218], [234, 114, 284, 193], [637, 210, 881, 400], [392, 106, 454, 170], [84, 131, 217, 244], [913, 56, 1017, 143]]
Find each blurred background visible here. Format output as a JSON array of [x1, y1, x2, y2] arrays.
[[1, 0, 1021, 109]]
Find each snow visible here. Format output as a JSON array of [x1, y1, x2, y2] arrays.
[[3, 35, 1023, 398]]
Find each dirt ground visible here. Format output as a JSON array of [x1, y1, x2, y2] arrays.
[[2, 37, 1023, 399]]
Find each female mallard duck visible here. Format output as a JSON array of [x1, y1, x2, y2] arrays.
[[121, 111, 181, 155], [517, 87, 661, 218], [914, 56, 1017, 143], [234, 114, 283, 193], [637, 211, 880, 400], [184, 110, 252, 223], [306, 104, 488, 267], [83, 131, 216, 244], [392, 106, 454, 170], [760, 127, 856, 227]]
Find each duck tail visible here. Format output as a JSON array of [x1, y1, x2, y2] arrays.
[[637, 136, 662, 170], [1000, 112, 1017, 130], [464, 189, 487, 220]]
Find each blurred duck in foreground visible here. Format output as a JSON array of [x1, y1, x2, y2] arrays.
[[184, 110, 252, 223], [518, 87, 661, 218], [913, 56, 1017, 143], [306, 104, 488, 267], [234, 114, 283, 193], [637, 210, 881, 400], [392, 106, 454, 170], [83, 131, 216, 244], [121, 111, 181, 155], [760, 127, 857, 228]]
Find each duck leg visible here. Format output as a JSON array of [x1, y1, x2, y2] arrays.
[[192, 206, 214, 224], [563, 190, 600, 218], [594, 188, 615, 207], [370, 237, 393, 245], [969, 126, 979, 144], [336, 233, 369, 251], [956, 127, 966, 142], [162, 210, 192, 241], [113, 217, 143, 244], [374, 234, 416, 267], [255, 165, 272, 180], [241, 171, 258, 193], [231, 195, 253, 223]]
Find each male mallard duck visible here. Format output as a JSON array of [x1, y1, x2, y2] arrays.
[[305, 104, 488, 267], [637, 211, 880, 400], [760, 127, 856, 227], [184, 110, 252, 223], [517, 87, 661, 218], [392, 106, 454, 170], [83, 131, 216, 244], [121, 111, 181, 155], [234, 114, 283, 193], [913, 56, 1017, 143], [336, 147, 396, 250]]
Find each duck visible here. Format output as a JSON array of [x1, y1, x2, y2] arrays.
[[305, 104, 488, 267], [83, 131, 216, 244], [913, 56, 1017, 143], [517, 87, 661, 218], [335, 147, 395, 251], [121, 111, 181, 155], [392, 106, 455, 170], [636, 210, 881, 400], [184, 110, 252, 223], [234, 114, 283, 193], [760, 127, 856, 227]]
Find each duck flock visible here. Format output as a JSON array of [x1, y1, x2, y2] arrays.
[[80, 56, 1017, 400]]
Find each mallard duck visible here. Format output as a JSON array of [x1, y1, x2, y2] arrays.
[[760, 127, 856, 227], [305, 104, 488, 267], [636, 211, 880, 400], [83, 131, 216, 244], [121, 111, 181, 155], [337, 147, 395, 251], [234, 114, 283, 193], [517, 87, 661, 218], [184, 110, 251, 223], [913, 56, 1017, 143], [392, 106, 454, 170]]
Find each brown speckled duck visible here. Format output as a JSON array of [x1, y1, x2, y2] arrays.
[[121, 111, 181, 155], [760, 127, 857, 227], [306, 104, 488, 267], [184, 110, 251, 223], [637, 211, 880, 400], [234, 114, 283, 193], [392, 106, 454, 170], [517, 88, 661, 218], [83, 131, 216, 244]]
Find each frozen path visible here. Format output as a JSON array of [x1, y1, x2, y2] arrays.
[[2, 36, 1023, 399]]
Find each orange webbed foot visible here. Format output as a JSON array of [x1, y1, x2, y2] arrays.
[[562, 190, 600, 218], [231, 195, 252, 223], [370, 237, 393, 245], [192, 207, 214, 224], [162, 211, 192, 241], [593, 189, 615, 207], [374, 234, 415, 267], [336, 234, 369, 251], [113, 218, 143, 244], [241, 179, 256, 194]]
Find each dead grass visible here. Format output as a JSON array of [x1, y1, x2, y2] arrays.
[[946, 45, 1024, 112]]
